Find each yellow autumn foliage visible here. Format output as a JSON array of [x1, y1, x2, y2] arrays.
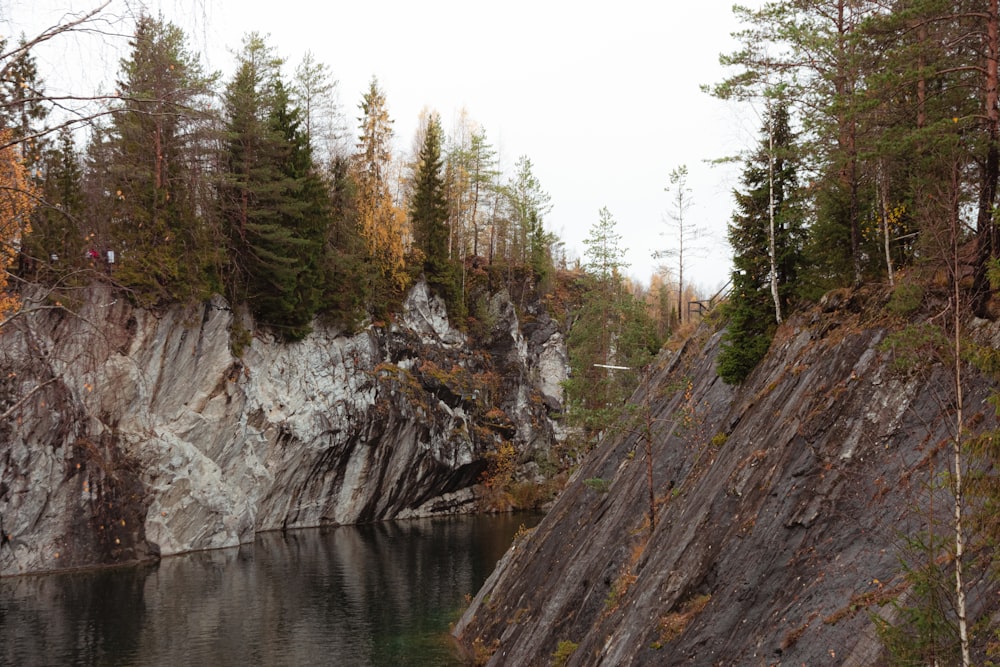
[[353, 77, 410, 293], [356, 173, 408, 290], [863, 202, 909, 243], [0, 129, 37, 321]]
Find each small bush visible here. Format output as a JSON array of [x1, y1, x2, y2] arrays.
[[509, 480, 557, 509], [512, 523, 534, 542], [583, 477, 610, 493], [471, 637, 499, 666], [605, 568, 638, 610], [478, 440, 520, 511], [717, 325, 773, 385], [887, 282, 923, 316], [551, 640, 578, 667], [229, 320, 252, 357], [879, 323, 949, 377]]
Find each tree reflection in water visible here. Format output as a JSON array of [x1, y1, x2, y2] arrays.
[[0, 513, 540, 667]]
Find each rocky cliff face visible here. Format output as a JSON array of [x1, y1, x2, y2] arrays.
[[454, 287, 1000, 665], [0, 281, 566, 576]]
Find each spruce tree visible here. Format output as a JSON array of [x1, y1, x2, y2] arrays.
[[526, 209, 558, 290], [0, 37, 49, 173], [409, 112, 459, 311], [253, 81, 328, 339], [220, 34, 329, 340], [79, 124, 117, 259], [718, 103, 803, 385], [25, 127, 85, 276], [317, 154, 366, 329]]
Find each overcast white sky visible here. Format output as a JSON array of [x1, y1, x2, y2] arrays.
[[7, 0, 763, 293]]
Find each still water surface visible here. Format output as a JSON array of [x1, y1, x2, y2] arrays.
[[0, 513, 538, 666]]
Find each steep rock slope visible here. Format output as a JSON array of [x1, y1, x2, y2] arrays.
[[454, 289, 1000, 665], [0, 281, 566, 576]]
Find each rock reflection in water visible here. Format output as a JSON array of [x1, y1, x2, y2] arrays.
[[0, 513, 538, 666]]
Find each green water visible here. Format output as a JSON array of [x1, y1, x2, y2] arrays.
[[0, 513, 540, 666]]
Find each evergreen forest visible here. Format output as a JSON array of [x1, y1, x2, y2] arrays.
[[0, 1, 998, 447], [1, 4, 1000, 662]]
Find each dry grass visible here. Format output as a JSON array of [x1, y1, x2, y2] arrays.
[[470, 637, 499, 666], [657, 594, 712, 644], [664, 321, 700, 353], [823, 581, 907, 626]]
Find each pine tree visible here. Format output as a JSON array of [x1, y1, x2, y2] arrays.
[[713, 0, 877, 288], [291, 51, 346, 165], [566, 207, 660, 436], [505, 155, 551, 267], [442, 116, 499, 262], [655, 165, 702, 324], [442, 110, 474, 263], [467, 129, 498, 258], [583, 206, 627, 285], [108, 14, 218, 303], [718, 103, 803, 385], [865, 0, 999, 312]]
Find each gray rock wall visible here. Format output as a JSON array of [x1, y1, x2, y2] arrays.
[[0, 281, 566, 576], [454, 289, 1000, 665]]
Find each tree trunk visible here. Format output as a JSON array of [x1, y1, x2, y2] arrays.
[[471, 170, 481, 257], [835, 0, 862, 287], [973, 0, 999, 316], [847, 135, 861, 287], [878, 158, 895, 286], [950, 158, 970, 667], [768, 111, 782, 324]]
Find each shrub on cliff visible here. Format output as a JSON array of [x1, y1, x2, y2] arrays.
[[716, 294, 775, 385]]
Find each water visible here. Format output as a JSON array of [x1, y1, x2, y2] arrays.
[[0, 513, 539, 666]]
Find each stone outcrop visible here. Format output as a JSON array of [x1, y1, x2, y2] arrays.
[[0, 281, 566, 576], [454, 287, 1000, 665]]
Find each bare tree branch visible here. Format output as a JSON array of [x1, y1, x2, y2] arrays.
[[0, 1, 114, 82], [0, 376, 59, 422]]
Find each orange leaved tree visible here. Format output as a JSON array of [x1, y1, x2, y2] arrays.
[[0, 128, 37, 321]]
